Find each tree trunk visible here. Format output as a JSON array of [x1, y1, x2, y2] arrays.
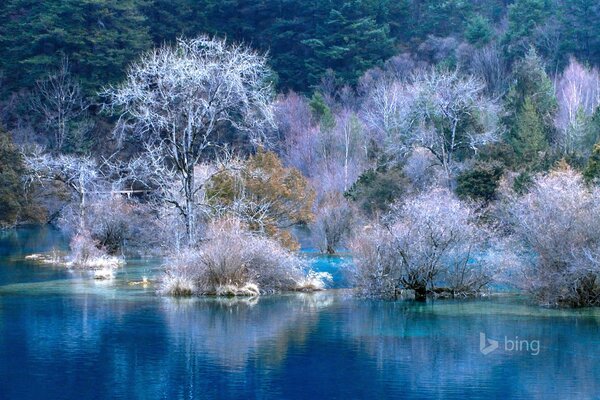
[[184, 166, 196, 245], [414, 284, 427, 301], [326, 244, 336, 255]]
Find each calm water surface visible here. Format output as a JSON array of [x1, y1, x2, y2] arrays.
[[1, 227, 600, 400]]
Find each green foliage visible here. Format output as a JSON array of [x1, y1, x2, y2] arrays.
[[301, 0, 395, 87], [465, 14, 493, 47], [504, 49, 557, 168], [309, 93, 335, 130], [456, 163, 503, 202], [1, 0, 599, 96], [558, 0, 600, 67], [0, 131, 26, 227], [513, 171, 534, 194], [504, 0, 553, 61], [510, 97, 549, 167], [345, 166, 406, 216], [582, 107, 600, 152], [0, 0, 151, 94], [584, 143, 600, 183]]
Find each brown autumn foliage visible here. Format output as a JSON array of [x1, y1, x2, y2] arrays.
[[207, 149, 315, 249]]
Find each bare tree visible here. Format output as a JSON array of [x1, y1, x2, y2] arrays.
[[360, 79, 415, 162], [360, 69, 499, 183], [104, 36, 275, 244], [410, 69, 498, 185], [469, 44, 510, 99], [555, 58, 600, 154], [507, 166, 600, 307], [350, 189, 494, 300], [311, 193, 356, 254], [31, 58, 88, 151], [23, 147, 103, 228]]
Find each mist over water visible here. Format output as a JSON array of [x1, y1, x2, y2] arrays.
[[1, 228, 599, 399]]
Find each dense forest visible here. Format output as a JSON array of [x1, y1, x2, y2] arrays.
[[1, 0, 600, 306]]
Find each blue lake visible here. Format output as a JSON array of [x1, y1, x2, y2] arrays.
[[1, 227, 600, 399]]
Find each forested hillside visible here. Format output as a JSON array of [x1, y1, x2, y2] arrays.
[[1, 0, 599, 94]]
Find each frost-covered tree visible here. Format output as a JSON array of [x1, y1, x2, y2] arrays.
[[508, 165, 600, 306], [31, 59, 88, 151], [159, 217, 326, 297], [311, 193, 356, 254], [105, 36, 275, 244], [361, 69, 499, 184], [23, 148, 102, 228], [555, 58, 600, 154], [350, 189, 494, 300]]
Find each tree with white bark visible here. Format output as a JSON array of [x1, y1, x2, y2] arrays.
[[360, 79, 415, 162], [361, 69, 499, 185], [350, 189, 495, 300], [311, 192, 356, 254], [31, 58, 88, 151], [555, 58, 600, 154], [409, 69, 499, 185], [22, 147, 103, 228], [507, 165, 600, 307], [104, 36, 275, 244]]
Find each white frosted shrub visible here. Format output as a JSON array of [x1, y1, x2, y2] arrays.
[[350, 189, 494, 299], [508, 167, 600, 307], [160, 218, 322, 296]]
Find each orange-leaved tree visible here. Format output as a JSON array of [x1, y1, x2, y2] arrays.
[[207, 149, 315, 249]]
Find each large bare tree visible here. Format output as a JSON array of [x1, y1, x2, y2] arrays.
[[31, 58, 88, 151], [104, 36, 275, 244], [361, 69, 499, 185]]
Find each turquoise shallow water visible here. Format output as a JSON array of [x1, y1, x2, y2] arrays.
[[1, 227, 600, 399]]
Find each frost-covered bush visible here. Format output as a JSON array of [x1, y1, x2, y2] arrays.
[[160, 218, 324, 296], [60, 197, 160, 256], [311, 193, 356, 254], [508, 166, 600, 307], [350, 189, 494, 300], [67, 228, 123, 270]]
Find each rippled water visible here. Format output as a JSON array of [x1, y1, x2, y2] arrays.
[[1, 228, 600, 399]]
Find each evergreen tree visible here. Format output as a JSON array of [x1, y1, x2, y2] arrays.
[[465, 14, 493, 47], [504, 48, 558, 156], [309, 92, 335, 130], [456, 163, 503, 203], [558, 0, 600, 67], [584, 142, 600, 183], [0, 130, 26, 227], [503, 0, 553, 62], [510, 97, 549, 167], [302, 0, 395, 87], [0, 0, 151, 94]]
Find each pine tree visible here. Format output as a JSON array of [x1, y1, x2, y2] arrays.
[[302, 0, 395, 87], [0, 0, 151, 94], [584, 142, 600, 183], [503, 0, 553, 61], [504, 48, 558, 158], [0, 130, 26, 227], [511, 97, 549, 167], [558, 0, 600, 66]]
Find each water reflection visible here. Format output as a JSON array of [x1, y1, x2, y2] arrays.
[[2, 228, 600, 399]]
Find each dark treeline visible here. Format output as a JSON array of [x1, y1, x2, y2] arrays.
[[1, 0, 599, 95]]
